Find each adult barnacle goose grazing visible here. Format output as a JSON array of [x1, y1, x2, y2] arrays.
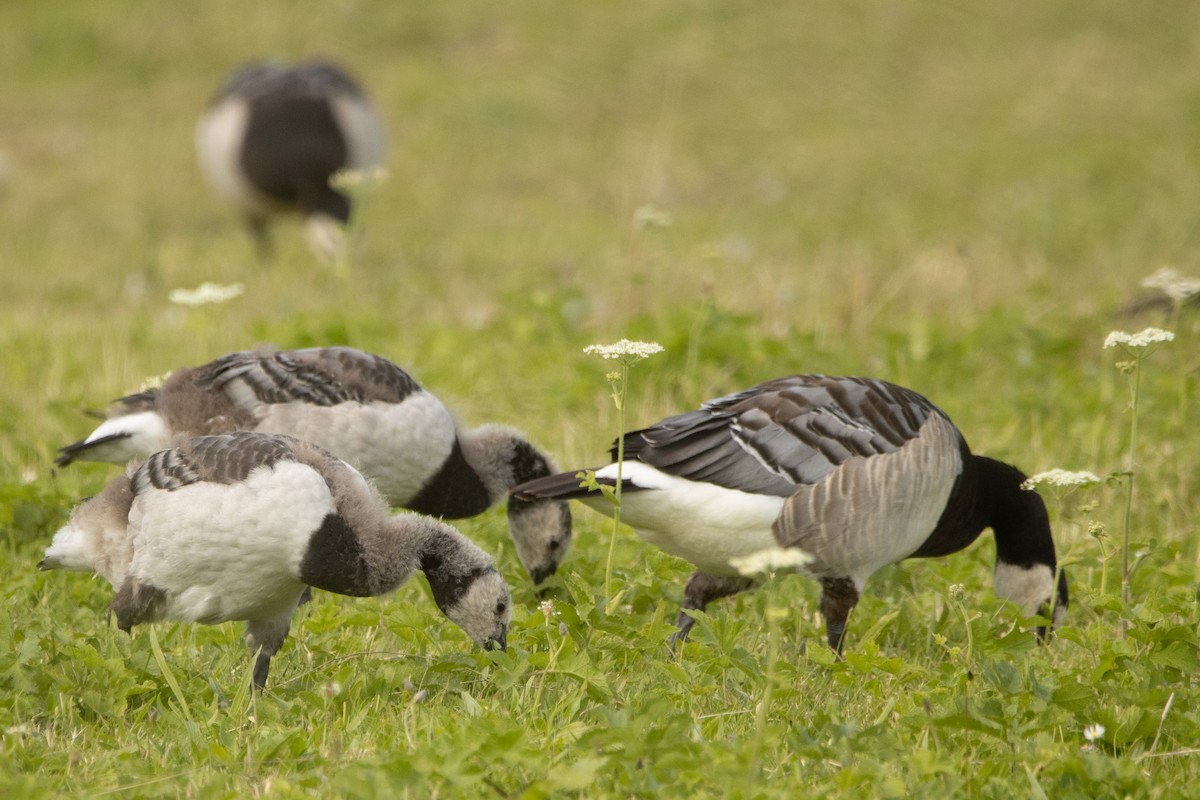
[[195, 59, 386, 258], [40, 432, 510, 689], [512, 374, 1068, 651], [55, 346, 572, 586]]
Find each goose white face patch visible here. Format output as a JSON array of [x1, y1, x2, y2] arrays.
[[442, 570, 511, 649], [993, 562, 1055, 617]]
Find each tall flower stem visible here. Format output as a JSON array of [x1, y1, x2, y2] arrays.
[[1119, 357, 1142, 607], [581, 339, 664, 602], [604, 363, 629, 598], [1102, 327, 1173, 611]]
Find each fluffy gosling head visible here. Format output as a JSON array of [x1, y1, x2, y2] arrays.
[[437, 568, 511, 651], [507, 496, 572, 585]]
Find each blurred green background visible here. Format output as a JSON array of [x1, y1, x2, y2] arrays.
[[2, 2, 1198, 796]]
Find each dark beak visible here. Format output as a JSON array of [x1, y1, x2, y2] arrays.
[[484, 629, 508, 652], [529, 563, 557, 586]]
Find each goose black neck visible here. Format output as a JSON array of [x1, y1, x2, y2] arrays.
[[300, 512, 417, 597], [913, 452, 1055, 570], [973, 456, 1057, 570], [408, 440, 491, 518]]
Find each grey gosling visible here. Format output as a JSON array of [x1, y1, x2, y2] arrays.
[[55, 346, 572, 586], [41, 431, 510, 689]]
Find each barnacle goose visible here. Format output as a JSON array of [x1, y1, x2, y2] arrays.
[[512, 374, 1068, 651]]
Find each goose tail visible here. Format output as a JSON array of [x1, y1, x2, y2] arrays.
[[510, 470, 622, 502], [56, 411, 169, 467], [40, 523, 94, 572]]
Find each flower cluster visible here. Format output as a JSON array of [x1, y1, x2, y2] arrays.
[[633, 204, 674, 230], [1103, 328, 1174, 350], [730, 546, 812, 578], [583, 339, 665, 361], [330, 165, 390, 191], [1141, 267, 1200, 304], [168, 281, 244, 307], [136, 372, 171, 393], [1021, 469, 1103, 492]]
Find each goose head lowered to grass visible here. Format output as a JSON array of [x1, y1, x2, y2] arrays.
[[41, 432, 510, 689], [511, 374, 1068, 651], [195, 59, 386, 259], [55, 346, 573, 587]]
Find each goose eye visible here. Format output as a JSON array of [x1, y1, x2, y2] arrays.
[[496, 601, 507, 615], [547, 538, 560, 552]]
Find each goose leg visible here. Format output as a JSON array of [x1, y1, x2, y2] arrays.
[[247, 215, 273, 261], [245, 614, 294, 691], [670, 571, 755, 648], [819, 577, 859, 653], [109, 578, 167, 633]]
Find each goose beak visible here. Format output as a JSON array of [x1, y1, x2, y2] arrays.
[[529, 563, 557, 586], [484, 629, 508, 652]]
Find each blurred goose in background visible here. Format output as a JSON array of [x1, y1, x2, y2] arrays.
[[512, 374, 1068, 651], [56, 346, 572, 586], [195, 59, 386, 259], [41, 432, 510, 689]]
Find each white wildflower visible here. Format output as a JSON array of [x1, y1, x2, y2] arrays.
[[330, 165, 390, 191], [1141, 267, 1200, 304], [168, 281, 244, 307], [583, 339, 665, 361], [137, 372, 170, 393], [539, 600, 558, 619], [1021, 469, 1103, 492], [1103, 328, 1174, 350], [1083, 723, 1105, 742], [947, 583, 965, 599], [730, 546, 812, 578], [633, 204, 673, 230]]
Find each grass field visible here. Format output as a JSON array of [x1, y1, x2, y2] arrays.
[[2, 1, 1198, 797]]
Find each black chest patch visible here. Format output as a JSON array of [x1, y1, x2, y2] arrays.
[[407, 441, 490, 518], [299, 513, 373, 596]]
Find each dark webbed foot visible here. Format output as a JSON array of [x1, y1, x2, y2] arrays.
[[819, 576, 859, 653], [245, 615, 294, 691], [669, 571, 755, 649], [252, 649, 273, 690]]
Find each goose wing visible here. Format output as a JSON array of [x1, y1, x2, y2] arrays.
[[132, 432, 300, 493], [193, 347, 421, 410], [617, 375, 952, 497], [110, 388, 160, 415]]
